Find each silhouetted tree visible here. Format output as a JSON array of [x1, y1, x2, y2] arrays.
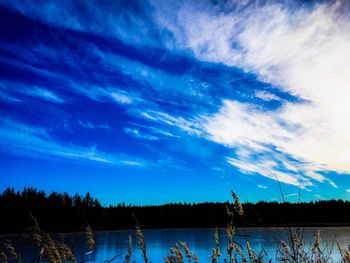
[[1, 187, 350, 233]]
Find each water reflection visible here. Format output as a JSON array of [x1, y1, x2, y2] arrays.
[[3, 227, 350, 262]]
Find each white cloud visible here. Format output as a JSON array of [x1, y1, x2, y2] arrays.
[[226, 154, 313, 188], [0, 81, 64, 103], [78, 120, 110, 130], [285, 193, 299, 198], [138, 110, 201, 136], [151, 128, 178, 138], [120, 160, 145, 167], [110, 91, 133, 104], [204, 100, 338, 188], [69, 84, 138, 106], [254, 91, 281, 101], [156, 0, 350, 187], [124, 127, 158, 141], [257, 184, 268, 189], [30, 87, 64, 103], [126, 122, 179, 138], [0, 89, 21, 103]]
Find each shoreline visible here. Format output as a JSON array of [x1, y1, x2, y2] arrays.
[[2, 223, 350, 235]]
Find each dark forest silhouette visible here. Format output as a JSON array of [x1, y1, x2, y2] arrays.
[[1, 187, 350, 233]]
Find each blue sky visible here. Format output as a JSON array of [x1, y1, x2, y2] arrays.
[[1, 0, 350, 205]]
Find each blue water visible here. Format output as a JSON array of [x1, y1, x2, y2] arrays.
[[3, 227, 350, 262]]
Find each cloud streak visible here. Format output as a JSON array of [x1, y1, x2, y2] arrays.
[[124, 127, 159, 141], [0, 118, 145, 167]]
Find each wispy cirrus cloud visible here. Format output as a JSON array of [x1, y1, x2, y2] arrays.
[[126, 122, 179, 139], [0, 89, 21, 103], [136, 109, 201, 136], [0, 118, 145, 166], [0, 81, 64, 103], [124, 127, 158, 141], [1, 0, 159, 47], [153, 0, 350, 187], [78, 120, 110, 130], [26, 87, 64, 103], [254, 90, 281, 102], [110, 91, 133, 105]]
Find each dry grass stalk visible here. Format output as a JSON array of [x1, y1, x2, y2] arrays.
[[337, 243, 350, 263], [2, 240, 17, 260], [165, 243, 184, 263], [231, 191, 244, 216], [210, 248, 220, 263], [124, 235, 133, 263], [246, 241, 255, 262], [214, 227, 220, 252], [280, 241, 290, 255], [179, 241, 198, 263], [235, 245, 248, 263], [293, 232, 305, 262], [180, 241, 191, 261], [29, 212, 77, 263], [28, 212, 46, 262], [174, 244, 183, 263], [135, 223, 150, 263], [210, 227, 221, 263], [29, 212, 43, 247], [311, 230, 323, 263], [313, 230, 321, 251], [225, 204, 234, 226], [85, 224, 95, 251], [280, 241, 292, 262], [0, 252, 7, 263], [279, 230, 328, 263], [226, 224, 236, 262], [43, 233, 62, 263], [292, 231, 302, 249], [56, 241, 76, 263]]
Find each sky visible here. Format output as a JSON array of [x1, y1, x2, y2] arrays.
[[1, 0, 350, 205]]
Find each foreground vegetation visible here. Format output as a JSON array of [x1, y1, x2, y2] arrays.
[[1, 191, 350, 262], [2, 188, 350, 233]]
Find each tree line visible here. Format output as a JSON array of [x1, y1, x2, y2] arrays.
[[1, 187, 350, 233]]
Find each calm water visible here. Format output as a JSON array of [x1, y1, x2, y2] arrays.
[[4, 227, 350, 262]]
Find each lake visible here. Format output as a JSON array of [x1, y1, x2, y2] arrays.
[[3, 227, 350, 262]]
